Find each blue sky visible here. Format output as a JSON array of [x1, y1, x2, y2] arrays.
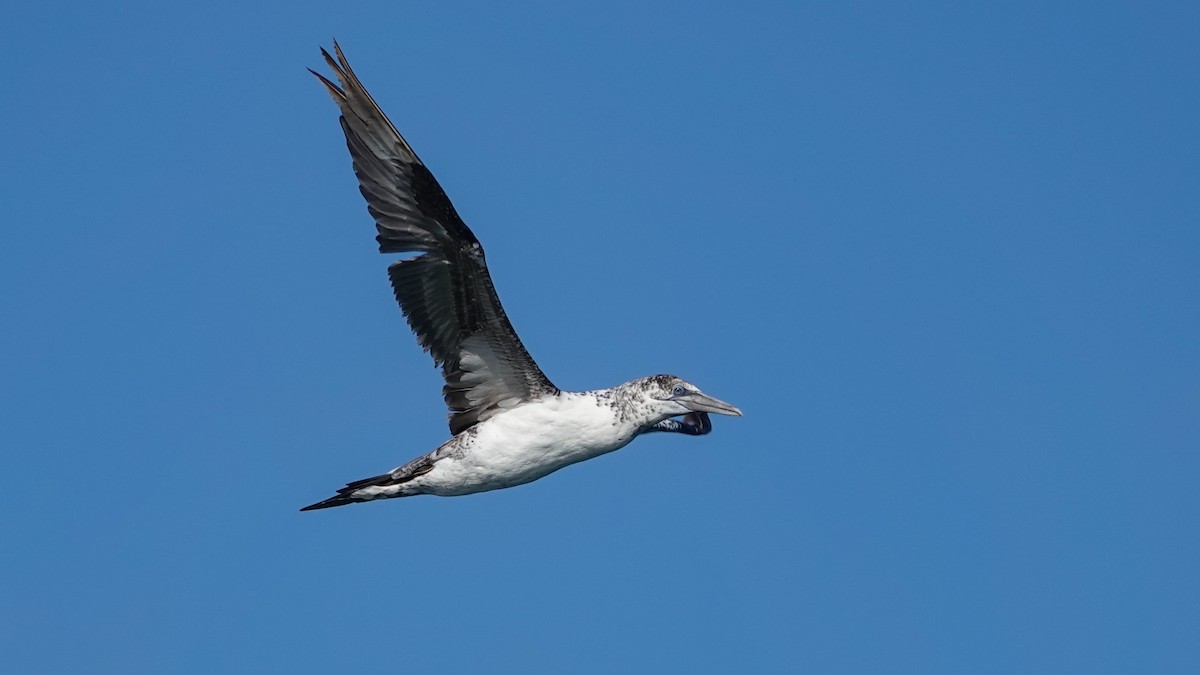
[[2, 1, 1197, 672]]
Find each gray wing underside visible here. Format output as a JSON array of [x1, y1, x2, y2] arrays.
[[312, 42, 558, 435]]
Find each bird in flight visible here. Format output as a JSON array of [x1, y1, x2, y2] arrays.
[[301, 43, 741, 511]]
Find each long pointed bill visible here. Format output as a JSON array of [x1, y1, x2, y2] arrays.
[[683, 392, 743, 417]]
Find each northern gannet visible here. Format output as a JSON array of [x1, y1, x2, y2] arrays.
[[302, 43, 741, 511]]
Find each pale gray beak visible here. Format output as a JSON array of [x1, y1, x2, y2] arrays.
[[680, 391, 742, 417]]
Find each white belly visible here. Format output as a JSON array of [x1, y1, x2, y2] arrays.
[[418, 392, 638, 496]]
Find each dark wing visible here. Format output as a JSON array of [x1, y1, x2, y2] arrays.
[[312, 42, 558, 435]]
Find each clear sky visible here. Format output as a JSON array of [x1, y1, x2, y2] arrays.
[[2, 1, 1197, 672]]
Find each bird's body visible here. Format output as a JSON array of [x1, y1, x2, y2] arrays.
[[302, 44, 740, 511], [430, 390, 640, 493], [349, 389, 647, 500]]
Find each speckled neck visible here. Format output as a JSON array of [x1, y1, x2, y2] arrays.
[[602, 376, 673, 430]]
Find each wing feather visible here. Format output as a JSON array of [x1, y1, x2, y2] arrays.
[[314, 42, 557, 434]]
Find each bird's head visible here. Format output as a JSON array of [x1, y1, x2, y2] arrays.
[[627, 374, 742, 436]]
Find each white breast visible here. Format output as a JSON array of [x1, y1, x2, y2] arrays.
[[419, 392, 639, 495]]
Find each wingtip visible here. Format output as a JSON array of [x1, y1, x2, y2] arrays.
[[316, 42, 342, 80], [332, 39, 348, 67], [309, 68, 345, 100]]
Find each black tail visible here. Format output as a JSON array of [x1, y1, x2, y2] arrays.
[[299, 472, 398, 511], [299, 495, 363, 511]]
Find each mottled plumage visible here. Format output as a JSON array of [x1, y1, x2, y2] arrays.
[[302, 44, 740, 511]]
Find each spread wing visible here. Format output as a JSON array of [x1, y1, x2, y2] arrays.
[[312, 42, 558, 435]]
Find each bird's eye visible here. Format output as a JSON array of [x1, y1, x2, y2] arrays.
[[672, 384, 686, 397]]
